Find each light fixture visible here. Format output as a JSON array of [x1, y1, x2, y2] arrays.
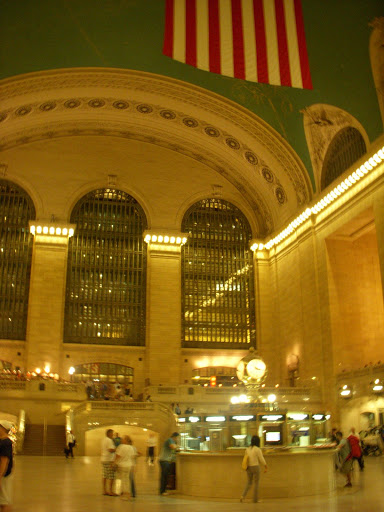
[[205, 416, 226, 422], [251, 145, 384, 252], [68, 367, 75, 375], [340, 385, 351, 397], [143, 231, 189, 246], [267, 394, 276, 403], [30, 222, 75, 238]]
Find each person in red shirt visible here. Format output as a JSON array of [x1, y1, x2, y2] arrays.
[[347, 428, 364, 471]]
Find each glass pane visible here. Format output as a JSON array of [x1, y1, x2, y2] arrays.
[[0, 180, 35, 340], [322, 127, 366, 189], [64, 189, 147, 346], [181, 198, 256, 349]]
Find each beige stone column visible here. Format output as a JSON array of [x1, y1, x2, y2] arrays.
[[145, 240, 182, 386], [373, 187, 384, 292], [26, 231, 70, 373]]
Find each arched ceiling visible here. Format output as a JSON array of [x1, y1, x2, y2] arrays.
[[0, 68, 313, 235]]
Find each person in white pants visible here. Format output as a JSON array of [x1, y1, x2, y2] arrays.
[[114, 436, 135, 500]]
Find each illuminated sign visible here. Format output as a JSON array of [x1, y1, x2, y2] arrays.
[[230, 415, 256, 421], [259, 414, 285, 421]]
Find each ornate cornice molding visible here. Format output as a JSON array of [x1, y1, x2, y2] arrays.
[[0, 68, 313, 233]]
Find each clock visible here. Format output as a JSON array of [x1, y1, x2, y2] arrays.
[[246, 359, 266, 380], [236, 361, 245, 381], [236, 349, 267, 386]]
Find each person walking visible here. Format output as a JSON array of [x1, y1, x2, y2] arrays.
[[114, 436, 135, 501], [0, 420, 14, 512], [65, 430, 76, 458], [335, 431, 353, 487], [101, 429, 117, 496], [159, 432, 179, 496], [128, 437, 141, 498], [147, 434, 156, 466], [240, 435, 267, 503], [347, 428, 364, 471]]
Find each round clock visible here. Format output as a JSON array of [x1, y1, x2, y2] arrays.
[[236, 360, 245, 381], [246, 359, 266, 380]]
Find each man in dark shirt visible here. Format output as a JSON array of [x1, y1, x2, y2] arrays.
[[0, 419, 14, 511]]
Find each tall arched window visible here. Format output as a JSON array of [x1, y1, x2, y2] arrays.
[[0, 180, 35, 340], [182, 198, 256, 349], [322, 127, 366, 189], [64, 189, 147, 346]]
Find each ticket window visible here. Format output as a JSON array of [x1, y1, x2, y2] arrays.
[[311, 414, 330, 444], [260, 424, 284, 446], [288, 423, 311, 446], [209, 429, 224, 451], [178, 417, 205, 451], [228, 415, 257, 448]]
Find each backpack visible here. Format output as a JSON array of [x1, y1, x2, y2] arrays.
[[347, 435, 362, 458]]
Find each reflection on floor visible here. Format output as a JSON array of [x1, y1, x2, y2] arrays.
[[13, 454, 384, 511]]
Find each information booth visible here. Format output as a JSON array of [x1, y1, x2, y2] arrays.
[[177, 411, 330, 451]]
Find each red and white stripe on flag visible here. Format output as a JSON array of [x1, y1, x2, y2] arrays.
[[163, 0, 312, 89]]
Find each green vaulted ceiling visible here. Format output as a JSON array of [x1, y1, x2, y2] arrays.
[[0, 0, 382, 188]]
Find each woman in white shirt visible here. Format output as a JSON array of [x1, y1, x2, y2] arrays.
[[240, 435, 267, 503], [114, 436, 135, 500]]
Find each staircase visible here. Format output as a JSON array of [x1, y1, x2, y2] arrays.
[[22, 424, 44, 455], [46, 425, 66, 455], [22, 424, 66, 455]]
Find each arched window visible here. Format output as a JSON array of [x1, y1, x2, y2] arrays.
[[64, 189, 147, 346], [182, 198, 256, 349], [322, 127, 366, 189], [0, 180, 35, 340]]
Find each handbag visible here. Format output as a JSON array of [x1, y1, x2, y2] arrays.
[[242, 452, 249, 470]]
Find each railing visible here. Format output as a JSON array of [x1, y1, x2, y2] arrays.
[[0, 379, 86, 398], [0, 381, 26, 390]]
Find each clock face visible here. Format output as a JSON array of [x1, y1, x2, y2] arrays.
[[236, 361, 245, 381], [246, 359, 266, 380]]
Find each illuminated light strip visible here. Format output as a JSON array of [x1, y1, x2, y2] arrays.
[[30, 224, 75, 237], [252, 146, 384, 252], [144, 233, 188, 245]]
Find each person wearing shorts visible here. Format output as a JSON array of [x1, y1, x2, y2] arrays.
[[101, 429, 117, 496]]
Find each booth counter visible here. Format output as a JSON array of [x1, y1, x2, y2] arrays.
[[176, 448, 336, 499]]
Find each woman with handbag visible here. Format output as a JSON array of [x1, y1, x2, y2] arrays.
[[240, 435, 267, 503]]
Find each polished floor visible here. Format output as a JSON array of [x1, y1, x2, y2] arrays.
[[12, 454, 384, 511]]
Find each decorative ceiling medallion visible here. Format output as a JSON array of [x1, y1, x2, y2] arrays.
[[275, 186, 287, 204], [183, 117, 198, 128], [15, 106, 32, 116], [205, 126, 220, 137], [88, 99, 105, 108], [262, 168, 274, 183], [39, 102, 56, 112], [113, 101, 129, 110], [160, 110, 176, 120], [136, 104, 153, 114], [245, 151, 258, 165], [226, 137, 240, 150], [64, 99, 81, 109]]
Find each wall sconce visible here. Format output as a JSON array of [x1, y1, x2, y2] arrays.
[[372, 379, 383, 393], [340, 384, 352, 398]]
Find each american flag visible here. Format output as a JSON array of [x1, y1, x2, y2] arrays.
[[163, 0, 312, 89]]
